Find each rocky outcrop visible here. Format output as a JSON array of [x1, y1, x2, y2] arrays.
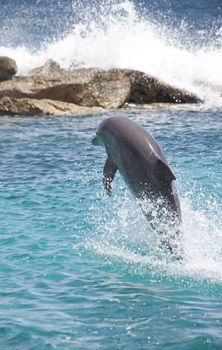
[[0, 58, 202, 116], [0, 96, 103, 116], [0, 56, 17, 82], [0, 69, 131, 108], [29, 59, 64, 77], [115, 69, 201, 104], [32, 70, 131, 108]]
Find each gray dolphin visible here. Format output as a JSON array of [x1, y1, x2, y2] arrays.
[[92, 116, 182, 258]]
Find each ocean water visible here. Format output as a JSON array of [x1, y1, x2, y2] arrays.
[[0, 109, 221, 349], [0, 1, 222, 349]]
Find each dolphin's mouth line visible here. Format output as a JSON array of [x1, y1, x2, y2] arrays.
[[92, 135, 98, 145], [92, 133, 101, 146], [92, 132, 104, 146]]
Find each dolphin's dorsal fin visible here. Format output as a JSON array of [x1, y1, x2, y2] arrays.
[[156, 158, 176, 185], [103, 157, 118, 196]]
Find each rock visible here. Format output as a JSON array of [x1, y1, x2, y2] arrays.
[[0, 67, 201, 118], [0, 68, 102, 99], [0, 69, 101, 100], [0, 96, 104, 116], [34, 70, 131, 108], [0, 69, 131, 108], [112, 69, 201, 104], [0, 56, 17, 82], [29, 59, 64, 77]]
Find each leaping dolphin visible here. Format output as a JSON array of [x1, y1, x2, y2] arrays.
[[92, 116, 182, 259]]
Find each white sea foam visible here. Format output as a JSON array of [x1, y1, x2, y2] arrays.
[[1, 0, 222, 106], [84, 190, 222, 287]]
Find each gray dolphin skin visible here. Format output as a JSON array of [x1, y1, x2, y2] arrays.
[[92, 116, 182, 259]]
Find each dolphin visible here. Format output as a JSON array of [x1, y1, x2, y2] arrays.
[[92, 116, 182, 259]]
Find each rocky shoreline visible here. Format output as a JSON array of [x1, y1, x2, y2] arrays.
[[0, 57, 202, 116]]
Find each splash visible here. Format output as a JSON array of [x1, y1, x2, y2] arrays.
[[1, 0, 222, 105], [82, 186, 222, 291]]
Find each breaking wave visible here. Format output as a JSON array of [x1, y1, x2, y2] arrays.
[[1, 0, 222, 105]]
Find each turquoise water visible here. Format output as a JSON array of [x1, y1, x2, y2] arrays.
[[0, 108, 221, 349]]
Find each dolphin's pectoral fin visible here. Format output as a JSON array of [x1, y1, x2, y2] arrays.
[[103, 157, 118, 196], [156, 159, 176, 185]]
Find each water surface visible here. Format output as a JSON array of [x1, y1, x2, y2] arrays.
[[0, 107, 221, 349]]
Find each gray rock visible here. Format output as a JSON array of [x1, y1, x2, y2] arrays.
[[33, 70, 131, 108], [0, 96, 104, 116], [112, 69, 202, 104], [0, 69, 131, 108], [0, 67, 201, 118], [0, 56, 17, 82], [29, 59, 64, 77]]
